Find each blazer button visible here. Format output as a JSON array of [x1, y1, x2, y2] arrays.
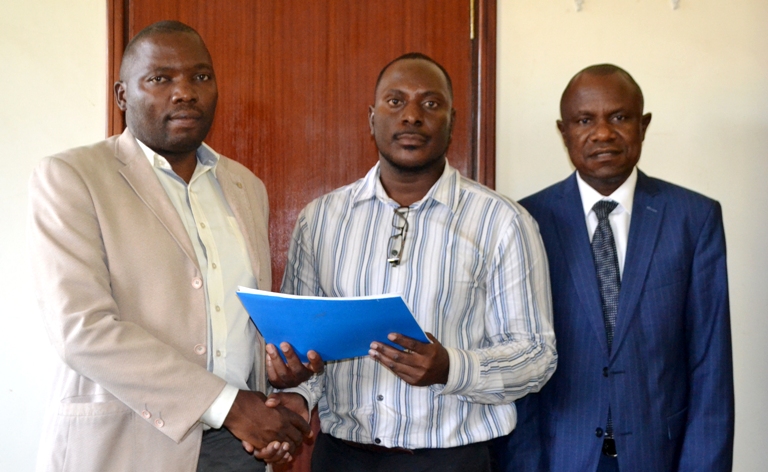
[[602, 367, 609, 377], [154, 418, 164, 428], [141, 410, 151, 419], [191, 277, 203, 289], [596, 427, 604, 438], [194, 344, 207, 355]]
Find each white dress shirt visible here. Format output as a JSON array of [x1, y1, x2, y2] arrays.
[[282, 162, 557, 449], [137, 140, 257, 428], [576, 167, 638, 277]]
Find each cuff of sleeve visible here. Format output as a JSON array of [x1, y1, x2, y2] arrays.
[[200, 384, 239, 429], [279, 371, 323, 412], [280, 385, 315, 412], [434, 347, 479, 396]]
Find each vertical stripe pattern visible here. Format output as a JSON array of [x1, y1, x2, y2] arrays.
[[282, 163, 557, 449]]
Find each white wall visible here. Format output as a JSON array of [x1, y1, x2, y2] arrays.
[[2, 0, 765, 470], [496, 1, 768, 470], [0, 0, 106, 469]]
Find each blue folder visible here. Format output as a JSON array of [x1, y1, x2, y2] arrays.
[[236, 287, 429, 362]]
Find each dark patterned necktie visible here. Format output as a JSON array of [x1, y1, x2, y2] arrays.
[[591, 200, 621, 350], [592, 200, 620, 443]]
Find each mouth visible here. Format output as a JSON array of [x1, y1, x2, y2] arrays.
[[589, 149, 622, 159], [393, 132, 428, 147], [167, 109, 203, 125]]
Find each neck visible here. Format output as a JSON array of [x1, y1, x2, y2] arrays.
[[378, 156, 445, 206], [580, 172, 629, 197], [161, 150, 198, 184]]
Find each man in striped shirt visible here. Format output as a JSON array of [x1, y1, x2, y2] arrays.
[[265, 53, 557, 471]]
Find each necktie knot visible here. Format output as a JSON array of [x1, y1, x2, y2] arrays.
[[593, 200, 619, 221]]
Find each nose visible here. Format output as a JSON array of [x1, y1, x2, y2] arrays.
[[401, 100, 423, 126], [590, 118, 616, 141], [171, 79, 198, 103]]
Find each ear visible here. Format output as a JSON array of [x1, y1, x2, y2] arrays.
[[640, 113, 652, 140], [556, 119, 566, 140], [368, 105, 375, 135], [114, 81, 127, 111]]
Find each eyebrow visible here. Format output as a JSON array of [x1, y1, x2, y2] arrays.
[[380, 88, 446, 99], [571, 106, 633, 116], [148, 63, 213, 73]]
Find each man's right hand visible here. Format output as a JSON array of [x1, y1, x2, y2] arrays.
[[242, 392, 312, 464], [222, 390, 310, 453]]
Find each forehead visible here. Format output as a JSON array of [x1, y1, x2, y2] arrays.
[[563, 72, 641, 114], [375, 59, 450, 99], [126, 32, 212, 75]]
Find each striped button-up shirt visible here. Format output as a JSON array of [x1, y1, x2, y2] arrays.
[[282, 162, 557, 449]]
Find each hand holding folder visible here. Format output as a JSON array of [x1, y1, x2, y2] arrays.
[[264, 342, 324, 389]]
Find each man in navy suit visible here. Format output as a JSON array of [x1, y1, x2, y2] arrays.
[[492, 64, 734, 471]]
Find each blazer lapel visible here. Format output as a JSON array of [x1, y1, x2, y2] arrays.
[[114, 129, 200, 269], [612, 170, 664, 358], [554, 175, 612, 355]]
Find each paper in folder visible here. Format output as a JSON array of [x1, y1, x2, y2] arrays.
[[236, 287, 429, 362]]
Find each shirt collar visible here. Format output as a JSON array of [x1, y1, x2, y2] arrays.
[[353, 160, 459, 211], [576, 166, 637, 218], [136, 138, 220, 178]]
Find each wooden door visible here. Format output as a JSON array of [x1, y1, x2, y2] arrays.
[[107, 1, 496, 469]]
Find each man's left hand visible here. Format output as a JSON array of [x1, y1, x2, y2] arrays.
[[266, 342, 324, 389], [368, 332, 449, 386]]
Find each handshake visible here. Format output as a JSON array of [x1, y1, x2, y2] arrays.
[[222, 342, 324, 465], [224, 330, 448, 464]]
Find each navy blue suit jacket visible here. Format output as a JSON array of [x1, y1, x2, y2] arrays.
[[493, 171, 734, 472]]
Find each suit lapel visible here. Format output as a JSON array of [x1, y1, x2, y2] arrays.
[[216, 159, 262, 284], [554, 175, 612, 355], [114, 129, 200, 269], [612, 171, 664, 358]]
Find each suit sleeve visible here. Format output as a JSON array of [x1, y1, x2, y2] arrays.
[[28, 156, 226, 443], [677, 201, 734, 471], [490, 393, 545, 471]]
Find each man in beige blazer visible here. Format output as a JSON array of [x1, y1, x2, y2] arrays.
[[28, 21, 311, 472]]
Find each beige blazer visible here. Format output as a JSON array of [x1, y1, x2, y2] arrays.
[[29, 129, 271, 472]]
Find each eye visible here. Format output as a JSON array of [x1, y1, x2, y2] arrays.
[[195, 73, 212, 81], [614, 114, 627, 122], [148, 76, 167, 84], [387, 98, 402, 106], [424, 100, 439, 109], [578, 118, 591, 125]]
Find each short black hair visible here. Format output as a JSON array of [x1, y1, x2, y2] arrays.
[[374, 52, 453, 99], [561, 63, 644, 114], [119, 20, 203, 80]]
